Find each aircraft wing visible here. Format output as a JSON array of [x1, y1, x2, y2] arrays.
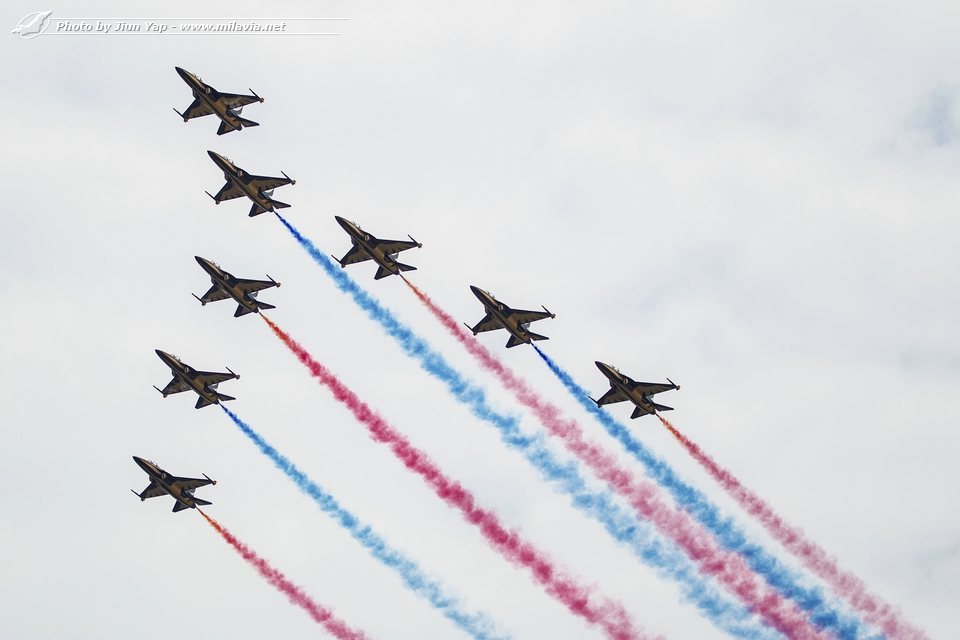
[[200, 284, 231, 304], [220, 93, 262, 109], [195, 371, 236, 386], [173, 476, 214, 492], [214, 181, 246, 202], [160, 378, 191, 395], [339, 245, 372, 266], [628, 382, 677, 396], [248, 174, 293, 191], [373, 238, 420, 255], [139, 481, 168, 500], [236, 278, 278, 294], [596, 387, 629, 406], [471, 313, 502, 334], [510, 309, 553, 325], [182, 98, 214, 120]]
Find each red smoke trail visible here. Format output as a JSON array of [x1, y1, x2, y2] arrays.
[[399, 277, 834, 640], [261, 315, 650, 640], [198, 509, 369, 640], [657, 415, 926, 640]]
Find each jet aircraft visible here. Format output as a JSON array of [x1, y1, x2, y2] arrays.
[[466, 286, 555, 348], [333, 216, 422, 280], [174, 67, 264, 135], [592, 361, 679, 418], [193, 256, 279, 317], [154, 350, 239, 409], [206, 150, 295, 217], [131, 456, 216, 513]]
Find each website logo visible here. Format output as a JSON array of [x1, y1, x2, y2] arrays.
[[12, 10, 52, 38]]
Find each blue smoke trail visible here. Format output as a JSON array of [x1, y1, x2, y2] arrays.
[[220, 406, 508, 640], [275, 213, 787, 640], [533, 347, 883, 640]]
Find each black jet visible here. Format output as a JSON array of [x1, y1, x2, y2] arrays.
[[206, 151, 295, 217], [592, 361, 679, 418], [333, 216, 422, 280], [174, 67, 263, 135], [154, 350, 239, 409], [131, 456, 216, 513], [467, 286, 555, 348], [193, 256, 279, 317]]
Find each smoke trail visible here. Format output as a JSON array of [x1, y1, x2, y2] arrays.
[[658, 415, 925, 640], [272, 212, 793, 640], [533, 346, 896, 640], [262, 315, 647, 640], [198, 509, 370, 639], [218, 405, 509, 640], [399, 278, 835, 640]]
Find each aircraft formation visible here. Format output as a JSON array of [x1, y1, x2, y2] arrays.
[[128, 67, 924, 640]]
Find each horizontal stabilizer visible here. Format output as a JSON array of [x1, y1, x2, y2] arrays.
[[525, 331, 549, 343], [234, 305, 256, 317], [650, 401, 674, 413], [172, 501, 191, 513], [215, 392, 235, 403], [237, 116, 259, 129], [630, 405, 652, 419], [394, 261, 417, 273], [217, 119, 238, 135], [505, 334, 525, 349], [192, 497, 212, 507], [248, 202, 268, 217], [255, 301, 276, 311]]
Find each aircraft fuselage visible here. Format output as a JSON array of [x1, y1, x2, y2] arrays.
[[335, 216, 401, 275], [176, 67, 246, 130], [470, 286, 535, 345], [155, 350, 222, 406], [196, 257, 259, 315], [132, 456, 200, 510], [208, 152, 276, 212]]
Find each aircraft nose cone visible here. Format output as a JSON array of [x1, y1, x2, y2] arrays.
[[207, 150, 219, 161], [175, 66, 188, 78], [595, 361, 609, 371], [195, 256, 213, 269], [334, 216, 350, 230], [469, 285, 483, 296], [132, 456, 149, 470]]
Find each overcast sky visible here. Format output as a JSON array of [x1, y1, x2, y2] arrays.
[[2, 2, 958, 639]]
